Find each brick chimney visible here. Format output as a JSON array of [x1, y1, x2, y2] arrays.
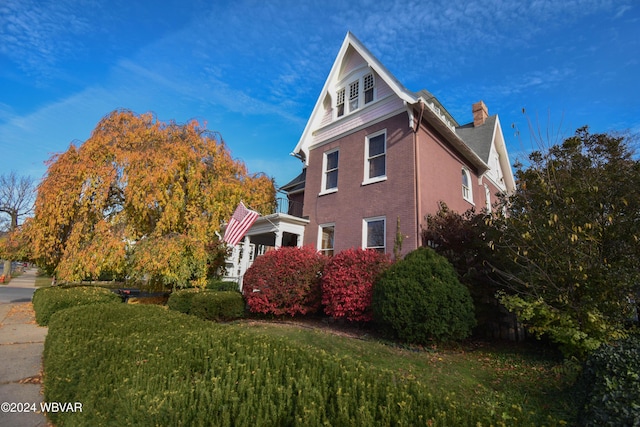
[[472, 101, 488, 127]]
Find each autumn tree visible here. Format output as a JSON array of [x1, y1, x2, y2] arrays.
[[0, 172, 35, 277], [29, 110, 275, 288], [491, 127, 640, 358]]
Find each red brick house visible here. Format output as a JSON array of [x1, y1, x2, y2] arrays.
[[282, 32, 514, 256], [226, 32, 515, 282]]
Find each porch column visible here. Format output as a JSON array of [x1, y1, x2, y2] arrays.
[[274, 230, 283, 248]]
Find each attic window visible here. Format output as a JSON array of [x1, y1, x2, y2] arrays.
[[364, 73, 374, 104], [349, 81, 359, 111], [336, 88, 345, 117]]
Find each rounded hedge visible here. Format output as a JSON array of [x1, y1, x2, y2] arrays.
[[32, 285, 122, 326], [372, 247, 476, 343]]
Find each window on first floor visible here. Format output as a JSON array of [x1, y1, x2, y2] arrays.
[[363, 216, 385, 253], [364, 131, 386, 184], [319, 224, 335, 256]]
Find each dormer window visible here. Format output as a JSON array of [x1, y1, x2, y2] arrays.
[[364, 73, 374, 104], [336, 88, 345, 117], [335, 72, 376, 119], [349, 81, 359, 111]]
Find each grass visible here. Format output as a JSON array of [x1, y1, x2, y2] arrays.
[[43, 303, 578, 425], [240, 320, 577, 424]]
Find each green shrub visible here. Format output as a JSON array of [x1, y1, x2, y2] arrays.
[[576, 335, 640, 426], [168, 289, 244, 321], [166, 288, 200, 314], [206, 278, 240, 292], [190, 291, 245, 321], [43, 304, 525, 426], [373, 247, 476, 343], [32, 285, 121, 326]]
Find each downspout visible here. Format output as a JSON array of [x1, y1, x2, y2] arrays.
[[412, 100, 425, 250]]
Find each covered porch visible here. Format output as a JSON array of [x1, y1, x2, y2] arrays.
[[224, 210, 308, 289]]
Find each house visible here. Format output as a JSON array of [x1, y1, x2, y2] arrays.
[[226, 32, 515, 283]]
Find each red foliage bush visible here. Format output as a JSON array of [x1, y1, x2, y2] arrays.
[[322, 248, 392, 322], [242, 246, 328, 316]]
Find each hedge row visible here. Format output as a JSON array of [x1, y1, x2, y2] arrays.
[[167, 289, 244, 321], [43, 304, 524, 426], [32, 285, 121, 326]]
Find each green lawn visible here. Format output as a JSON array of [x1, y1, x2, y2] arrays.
[[241, 321, 576, 424]]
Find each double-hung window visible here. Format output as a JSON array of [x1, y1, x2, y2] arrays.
[[364, 131, 386, 184], [336, 88, 345, 117], [349, 81, 359, 112], [462, 168, 473, 203], [319, 224, 335, 256], [321, 149, 339, 194], [363, 217, 385, 253], [363, 73, 374, 104]]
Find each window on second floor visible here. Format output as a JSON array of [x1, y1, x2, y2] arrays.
[[364, 131, 386, 184], [462, 168, 473, 203], [321, 149, 339, 194]]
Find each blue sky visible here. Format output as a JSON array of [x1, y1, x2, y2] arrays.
[[1, 0, 639, 190]]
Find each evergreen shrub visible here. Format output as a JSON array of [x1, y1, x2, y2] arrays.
[[206, 278, 239, 292], [32, 285, 121, 326], [43, 304, 516, 426], [242, 246, 328, 316], [322, 248, 392, 321], [168, 289, 244, 321], [576, 335, 640, 426], [166, 288, 200, 314], [190, 291, 245, 321], [373, 247, 476, 343]]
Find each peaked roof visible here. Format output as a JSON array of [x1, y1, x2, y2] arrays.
[[292, 32, 417, 160], [291, 32, 518, 182], [456, 115, 497, 163]]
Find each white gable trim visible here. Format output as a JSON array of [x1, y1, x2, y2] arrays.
[[292, 32, 417, 165]]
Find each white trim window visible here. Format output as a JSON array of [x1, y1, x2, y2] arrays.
[[363, 216, 386, 253], [349, 80, 359, 112], [363, 73, 375, 104], [335, 72, 376, 119], [320, 149, 339, 194], [318, 224, 335, 256], [336, 88, 345, 118], [462, 168, 473, 203], [364, 130, 386, 184], [484, 184, 492, 212]]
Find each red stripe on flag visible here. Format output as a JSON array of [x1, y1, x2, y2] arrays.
[[223, 202, 260, 246]]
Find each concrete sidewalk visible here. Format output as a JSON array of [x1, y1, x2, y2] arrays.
[[0, 268, 50, 426]]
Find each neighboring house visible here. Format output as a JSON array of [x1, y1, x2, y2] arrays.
[[226, 32, 515, 284]]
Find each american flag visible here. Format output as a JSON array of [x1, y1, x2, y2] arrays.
[[223, 202, 259, 246]]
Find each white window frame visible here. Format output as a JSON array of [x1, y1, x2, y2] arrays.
[[320, 148, 339, 195], [484, 184, 492, 212], [362, 216, 386, 253], [336, 88, 345, 117], [318, 223, 335, 256], [334, 72, 376, 119], [363, 130, 387, 185], [462, 168, 473, 203]]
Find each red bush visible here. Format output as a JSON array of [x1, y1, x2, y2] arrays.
[[322, 248, 392, 322], [242, 246, 328, 316]]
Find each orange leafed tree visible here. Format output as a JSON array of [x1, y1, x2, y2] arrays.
[[29, 110, 275, 287]]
